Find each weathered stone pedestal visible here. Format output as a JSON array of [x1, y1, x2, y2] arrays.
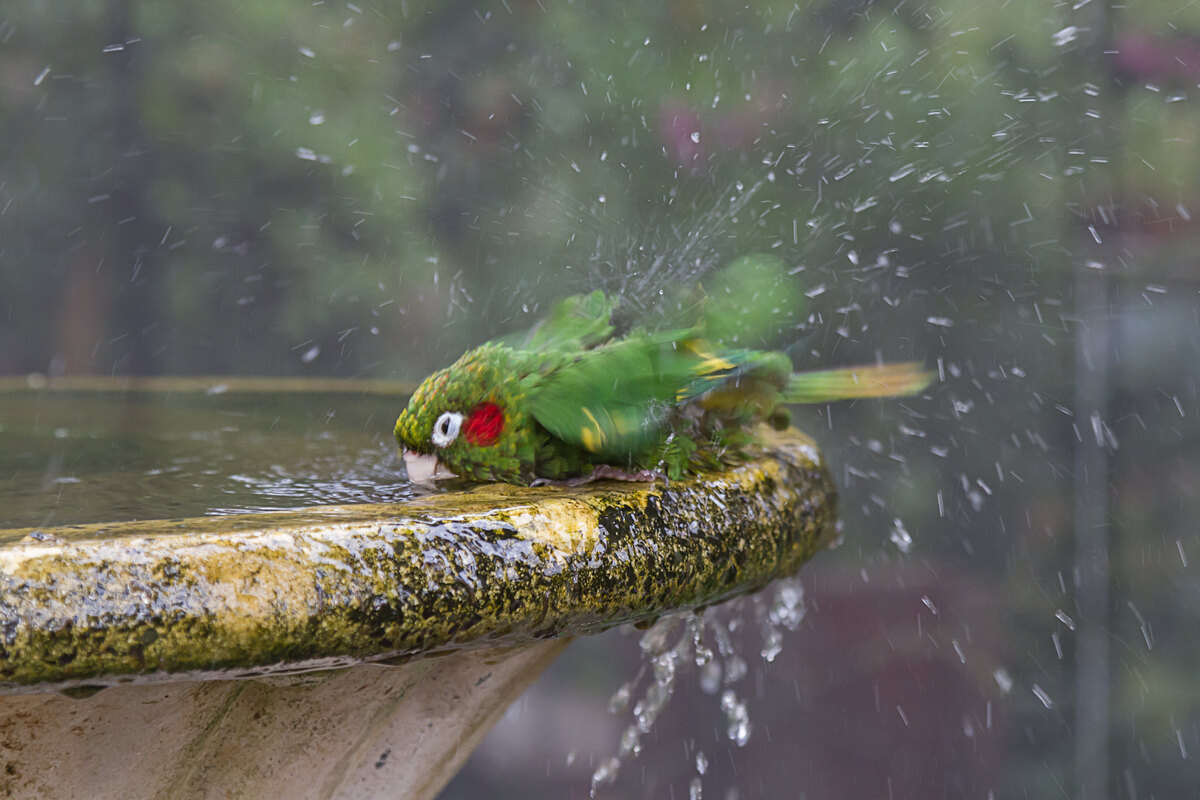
[[0, 643, 567, 799], [0, 429, 834, 799]]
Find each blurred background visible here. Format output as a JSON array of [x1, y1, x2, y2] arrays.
[[3, 0, 1200, 797]]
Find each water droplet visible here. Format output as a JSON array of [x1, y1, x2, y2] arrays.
[[993, 667, 1013, 694], [309, 111, 326, 125], [639, 617, 679, 656], [700, 662, 715, 695], [760, 627, 783, 662], [712, 620, 735, 657], [769, 578, 806, 631], [608, 680, 635, 714], [618, 724, 641, 758], [590, 756, 620, 797], [1052, 25, 1078, 47], [652, 650, 678, 686], [692, 628, 713, 665], [634, 678, 671, 733], [723, 655, 747, 684], [889, 518, 913, 553], [720, 690, 752, 746], [689, 776, 703, 800]]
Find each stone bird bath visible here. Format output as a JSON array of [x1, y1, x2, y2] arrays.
[[0, 379, 835, 799]]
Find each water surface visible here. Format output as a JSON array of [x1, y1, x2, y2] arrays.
[[0, 388, 414, 530]]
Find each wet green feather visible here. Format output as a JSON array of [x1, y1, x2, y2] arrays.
[[394, 256, 933, 484]]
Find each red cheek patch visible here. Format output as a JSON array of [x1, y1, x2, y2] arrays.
[[464, 402, 504, 446]]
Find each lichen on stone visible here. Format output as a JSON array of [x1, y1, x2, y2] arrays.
[[0, 428, 835, 691]]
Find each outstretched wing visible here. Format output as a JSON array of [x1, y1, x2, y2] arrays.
[[520, 290, 618, 354], [699, 253, 805, 347]]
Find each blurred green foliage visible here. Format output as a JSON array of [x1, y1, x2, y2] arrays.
[[4, 0, 1200, 798], [1, 0, 1092, 381]]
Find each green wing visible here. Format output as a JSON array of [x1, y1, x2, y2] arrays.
[[699, 254, 805, 346], [526, 333, 800, 457], [520, 290, 618, 354], [526, 331, 694, 456]]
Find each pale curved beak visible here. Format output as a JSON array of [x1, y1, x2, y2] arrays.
[[402, 449, 457, 483]]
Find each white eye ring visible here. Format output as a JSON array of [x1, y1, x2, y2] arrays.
[[431, 411, 464, 448]]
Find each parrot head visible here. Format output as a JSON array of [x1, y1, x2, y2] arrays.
[[394, 343, 537, 483]]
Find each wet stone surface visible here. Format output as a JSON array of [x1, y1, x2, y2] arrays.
[[0, 427, 835, 692]]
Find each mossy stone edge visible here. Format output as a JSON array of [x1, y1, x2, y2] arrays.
[[0, 429, 835, 690]]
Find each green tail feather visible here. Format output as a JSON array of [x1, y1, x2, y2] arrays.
[[784, 363, 933, 403]]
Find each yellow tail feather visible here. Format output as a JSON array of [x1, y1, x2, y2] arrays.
[[784, 362, 933, 403]]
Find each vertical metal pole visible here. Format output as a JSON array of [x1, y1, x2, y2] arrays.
[[1073, 261, 1111, 800], [1073, 4, 1116, 798]]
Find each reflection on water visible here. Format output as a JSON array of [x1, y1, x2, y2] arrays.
[[0, 390, 414, 530]]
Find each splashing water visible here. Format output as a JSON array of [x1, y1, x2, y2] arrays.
[[720, 690, 752, 747], [889, 517, 914, 553], [508, 177, 771, 332], [589, 757, 622, 796], [585, 179, 768, 321], [590, 576, 807, 796]]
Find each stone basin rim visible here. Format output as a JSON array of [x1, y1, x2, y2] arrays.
[[0, 428, 836, 693]]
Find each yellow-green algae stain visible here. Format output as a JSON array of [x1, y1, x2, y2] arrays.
[[0, 429, 835, 690]]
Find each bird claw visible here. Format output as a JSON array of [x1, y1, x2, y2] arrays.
[[530, 466, 667, 488], [568, 465, 667, 486]]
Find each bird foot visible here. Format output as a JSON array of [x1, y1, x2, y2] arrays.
[[531, 465, 667, 488]]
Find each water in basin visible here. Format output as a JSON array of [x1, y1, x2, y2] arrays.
[[0, 388, 413, 532]]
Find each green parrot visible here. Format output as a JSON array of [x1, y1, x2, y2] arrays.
[[394, 272, 933, 485]]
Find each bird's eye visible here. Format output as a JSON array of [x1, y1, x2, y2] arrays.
[[431, 411, 464, 448]]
